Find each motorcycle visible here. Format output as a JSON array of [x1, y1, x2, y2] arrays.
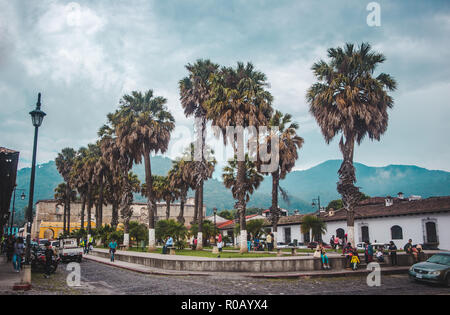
[[30, 246, 60, 274]]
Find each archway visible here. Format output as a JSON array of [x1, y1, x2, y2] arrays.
[[336, 228, 345, 239], [43, 228, 55, 240]]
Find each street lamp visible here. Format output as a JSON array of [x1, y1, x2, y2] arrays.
[[312, 196, 321, 211], [9, 186, 26, 234], [213, 207, 217, 245], [25, 93, 46, 266]]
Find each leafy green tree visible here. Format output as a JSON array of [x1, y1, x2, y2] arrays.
[[129, 221, 148, 248], [189, 220, 215, 247], [246, 219, 266, 239], [156, 219, 189, 249], [218, 210, 235, 220], [300, 215, 327, 243]]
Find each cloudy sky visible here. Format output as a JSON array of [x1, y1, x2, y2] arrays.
[[1, 0, 449, 173]]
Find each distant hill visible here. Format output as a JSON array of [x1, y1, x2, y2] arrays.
[[12, 158, 450, 224]]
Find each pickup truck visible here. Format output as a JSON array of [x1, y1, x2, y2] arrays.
[[59, 238, 83, 263]]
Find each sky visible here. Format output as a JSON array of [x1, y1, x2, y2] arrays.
[[1, 0, 449, 174]]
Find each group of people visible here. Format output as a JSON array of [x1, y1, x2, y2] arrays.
[[246, 232, 274, 252], [79, 236, 94, 255], [1, 235, 24, 273], [329, 235, 348, 250]]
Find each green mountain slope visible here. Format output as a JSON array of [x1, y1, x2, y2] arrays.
[[12, 158, 450, 224]]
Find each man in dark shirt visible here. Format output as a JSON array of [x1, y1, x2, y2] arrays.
[[44, 242, 55, 278], [388, 241, 398, 266]]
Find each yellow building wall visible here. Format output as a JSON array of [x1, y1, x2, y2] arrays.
[[38, 221, 96, 239]]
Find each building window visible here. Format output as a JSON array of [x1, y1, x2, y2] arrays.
[[336, 228, 345, 239], [284, 227, 291, 244], [391, 225, 403, 240], [361, 226, 370, 243]]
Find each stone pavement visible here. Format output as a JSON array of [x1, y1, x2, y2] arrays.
[[84, 252, 411, 279], [0, 254, 22, 293]]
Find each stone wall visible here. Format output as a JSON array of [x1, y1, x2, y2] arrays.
[[32, 198, 205, 238]]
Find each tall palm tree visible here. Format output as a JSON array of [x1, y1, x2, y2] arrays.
[[70, 147, 89, 231], [263, 110, 304, 248], [223, 154, 264, 252], [179, 59, 219, 249], [109, 90, 175, 251], [207, 62, 273, 252], [55, 147, 76, 234], [151, 175, 178, 220], [167, 158, 190, 224], [307, 43, 396, 246], [54, 182, 76, 233]]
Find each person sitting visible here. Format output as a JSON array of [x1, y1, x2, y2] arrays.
[[318, 242, 331, 269], [163, 236, 173, 254], [350, 248, 360, 270], [376, 248, 384, 262]]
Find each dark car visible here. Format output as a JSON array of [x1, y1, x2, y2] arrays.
[[408, 252, 450, 286]]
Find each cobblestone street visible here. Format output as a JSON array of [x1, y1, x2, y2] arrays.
[[10, 260, 450, 295]]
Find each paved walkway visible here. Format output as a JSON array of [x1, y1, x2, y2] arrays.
[[0, 254, 22, 293], [84, 253, 411, 279]]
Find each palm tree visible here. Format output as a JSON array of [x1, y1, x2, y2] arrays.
[[70, 147, 89, 231], [207, 62, 273, 252], [109, 90, 175, 251], [300, 215, 327, 243], [263, 110, 304, 248], [223, 154, 264, 252], [307, 42, 396, 246], [179, 59, 219, 249], [120, 172, 141, 248], [167, 158, 190, 224], [151, 175, 178, 220], [54, 182, 76, 234], [55, 147, 76, 234]]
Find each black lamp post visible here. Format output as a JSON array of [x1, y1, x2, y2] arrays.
[[213, 207, 217, 245], [9, 186, 26, 234], [25, 93, 46, 264], [312, 196, 321, 212]]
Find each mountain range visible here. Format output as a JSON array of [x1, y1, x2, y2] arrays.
[[11, 157, 450, 224]]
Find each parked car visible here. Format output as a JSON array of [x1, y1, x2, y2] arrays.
[[59, 238, 83, 263], [408, 252, 450, 287]]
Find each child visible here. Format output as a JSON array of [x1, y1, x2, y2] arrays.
[[350, 248, 360, 270], [376, 248, 384, 262], [319, 243, 331, 269]]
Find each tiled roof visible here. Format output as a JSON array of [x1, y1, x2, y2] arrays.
[[0, 147, 19, 154], [321, 196, 450, 222]]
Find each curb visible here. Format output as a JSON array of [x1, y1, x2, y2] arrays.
[[83, 255, 211, 277], [246, 267, 410, 279]]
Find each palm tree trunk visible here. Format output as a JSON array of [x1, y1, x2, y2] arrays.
[[177, 190, 186, 224], [143, 146, 156, 251], [237, 160, 248, 253], [270, 170, 280, 249], [86, 183, 93, 236], [66, 184, 71, 235], [165, 199, 170, 220], [196, 180, 204, 250], [63, 197, 67, 234], [193, 188, 199, 224], [111, 201, 119, 228], [337, 133, 359, 248], [98, 174, 104, 228], [80, 193, 86, 231]]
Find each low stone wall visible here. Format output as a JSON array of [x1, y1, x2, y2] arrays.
[[90, 249, 434, 273]]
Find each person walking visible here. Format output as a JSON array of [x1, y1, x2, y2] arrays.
[[217, 234, 223, 258], [334, 236, 339, 250], [108, 238, 118, 262], [330, 235, 335, 250], [44, 241, 55, 278], [12, 237, 24, 273], [6, 236, 15, 262], [388, 241, 398, 266]]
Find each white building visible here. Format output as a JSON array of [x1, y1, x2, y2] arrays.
[[264, 195, 450, 250]]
